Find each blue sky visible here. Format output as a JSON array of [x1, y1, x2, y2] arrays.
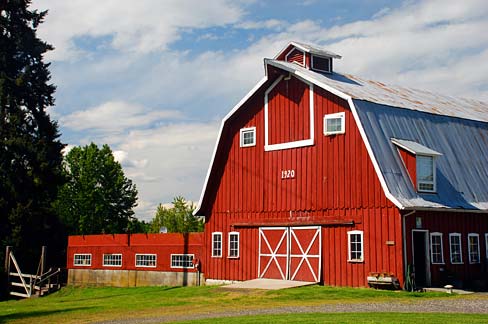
[[33, 0, 488, 220]]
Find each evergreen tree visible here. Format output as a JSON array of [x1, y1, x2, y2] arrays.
[[150, 196, 204, 233], [0, 0, 65, 272], [55, 143, 138, 235]]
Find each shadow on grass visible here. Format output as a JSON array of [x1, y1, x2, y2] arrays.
[[0, 306, 96, 323]]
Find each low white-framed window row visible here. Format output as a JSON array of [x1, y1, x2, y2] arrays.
[[429, 232, 444, 264], [74, 253, 92, 266], [212, 232, 223, 257], [347, 230, 364, 262], [135, 254, 157, 268], [240, 127, 256, 147], [324, 112, 345, 136], [468, 233, 480, 264], [103, 253, 122, 267], [228, 232, 240, 258], [449, 233, 463, 264], [171, 254, 194, 269]]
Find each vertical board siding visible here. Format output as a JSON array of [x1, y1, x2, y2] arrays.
[[203, 75, 404, 287], [405, 211, 488, 287]]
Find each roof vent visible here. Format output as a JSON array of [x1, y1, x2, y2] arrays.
[[275, 41, 341, 73]]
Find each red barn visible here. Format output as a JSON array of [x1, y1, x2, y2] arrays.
[[194, 41, 488, 289]]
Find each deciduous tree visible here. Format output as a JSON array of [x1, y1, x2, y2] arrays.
[[55, 143, 138, 235], [150, 196, 203, 233]]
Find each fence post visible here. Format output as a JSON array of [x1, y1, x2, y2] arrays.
[[40, 246, 47, 275], [4, 246, 12, 294]]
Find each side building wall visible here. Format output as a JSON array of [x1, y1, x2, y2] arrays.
[[67, 233, 205, 287]]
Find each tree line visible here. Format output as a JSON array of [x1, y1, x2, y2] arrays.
[[0, 0, 202, 297]]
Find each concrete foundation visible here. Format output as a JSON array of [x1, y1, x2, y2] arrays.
[[68, 269, 205, 287]]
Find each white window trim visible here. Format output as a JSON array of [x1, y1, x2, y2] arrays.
[[468, 233, 480, 264], [73, 253, 92, 266], [323, 112, 345, 136], [429, 232, 444, 264], [284, 47, 305, 67], [449, 233, 463, 264], [102, 253, 122, 267], [228, 232, 240, 258], [311, 55, 331, 73], [135, 253, 157, 268], [417, 154, 437, 193], [240, 127, 256, 147], [347, 230, 364, 263], [264, 75, 315, 151], [212, 232, 223, 258], [170, 254, 195, 269]]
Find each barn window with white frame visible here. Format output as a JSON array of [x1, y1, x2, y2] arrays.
[[430, 232, 444, 264], [212, 232, 222, 257], [228, 232, 240, 258], [449, 233, 463, 264], [347, 230, 363, 262], [468, 233, 480, 264]]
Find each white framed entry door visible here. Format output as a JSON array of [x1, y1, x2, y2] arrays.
[[258, 226, 321, 282]]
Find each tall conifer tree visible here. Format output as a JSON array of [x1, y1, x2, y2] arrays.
[[0, 0, 64, 271]]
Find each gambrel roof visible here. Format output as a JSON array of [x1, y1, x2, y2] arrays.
[[195, 43, 488, 215]]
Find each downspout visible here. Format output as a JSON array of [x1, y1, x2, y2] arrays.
[[402, 210, 416, 288]]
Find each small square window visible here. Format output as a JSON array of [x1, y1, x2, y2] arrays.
[[311, 55, 331, 73], [74, 254, 92, 266], [347, 230, 363, 262], [135, 254, 157, 267], [171, 254, 194, 268], [324, 112, 345, 135], [103, 254, 122, 267], [240, 127, 256, 147]]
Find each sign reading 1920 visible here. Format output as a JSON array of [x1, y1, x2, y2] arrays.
[[281, 169, 295, 179]]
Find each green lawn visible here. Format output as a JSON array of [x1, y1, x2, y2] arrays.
[[0, 285, 483, 324]]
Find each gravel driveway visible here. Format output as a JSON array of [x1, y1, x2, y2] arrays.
[[97, 293, 488, 324]]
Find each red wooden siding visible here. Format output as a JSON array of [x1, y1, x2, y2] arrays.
[[268, 76, 310, 145], [398, 148, 416, 186], [68, 233, 204, 272], [405, 211, 488, 287], [203, 74, 402, 287]]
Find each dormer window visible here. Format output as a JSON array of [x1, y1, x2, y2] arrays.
[[311, 55, 332, 73], [417, 155, 435, 192], [391, 138, 441, 193]]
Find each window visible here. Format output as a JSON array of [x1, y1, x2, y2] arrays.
[[103, 254, 122, 267], [74, 254, 92, 266], [311, 55, 331, 73], [486, 233, 488, 261], [417, 155, 435, 192], [468, 233, 480, 264], [347, 230, 364, 262], [228, 232, 240, 258], [430, 232, 444, 264], [135, 254, 157, 267], [324, 112, 345, 135], [449, 233, 463, 264], [212, 232, 222, 257], [240, 127, 256, 147], [171, 254, 194, 268]]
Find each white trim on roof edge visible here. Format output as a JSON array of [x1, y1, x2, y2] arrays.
[[194, 76, 268, 215], [194, 61, 406, 215]]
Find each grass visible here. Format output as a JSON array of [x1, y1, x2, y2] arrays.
[[0, 285, 484, 324]]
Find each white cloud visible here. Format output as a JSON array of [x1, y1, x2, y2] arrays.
[[60, 101, 182, 132], [236, 19, 286, 30], [35, 0, 244, 61]]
